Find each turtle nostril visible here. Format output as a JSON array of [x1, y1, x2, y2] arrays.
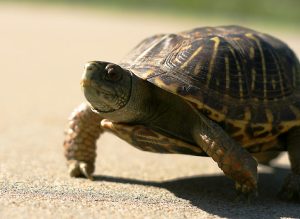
[[87, 66, 94, 71], [83, 62, 100, 81], [85, 62, 96, 71]]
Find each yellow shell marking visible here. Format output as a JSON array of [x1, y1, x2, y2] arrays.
[[228, 46, 243, 99], [181, 46, 203, 69], [244, 107, 251, 121], [206, 37, 220, 86], [233, 37, 241, 41], [249, 47, 255, 59], [141, 69, 154, 79], [251, 68, 256, 91], [265, 109, 274, 123], [270, 50, 286, 98], [154, 77, 179, 94], [154, 77, 168, 88], [245, 33, 267, 100], [271, 79, 276, 90], [225, 55, 230, 89]]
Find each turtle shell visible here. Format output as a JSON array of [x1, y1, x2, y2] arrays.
[[119, 25, 300, 146]]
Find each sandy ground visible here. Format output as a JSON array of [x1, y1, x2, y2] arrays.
[[0, 3, 300, 219]]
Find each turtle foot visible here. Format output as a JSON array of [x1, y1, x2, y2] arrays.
[[68, 160, 94, 180], [278, 173, 300, 201], [234, 182, 258, 203]]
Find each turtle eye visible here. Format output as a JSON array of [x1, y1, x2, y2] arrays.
[[105, 68, 122, 82]]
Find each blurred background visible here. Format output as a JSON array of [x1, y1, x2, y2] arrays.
[[0, 0, 298, 133], [2, 0, 300, 28], [0, 1, 300, 218]]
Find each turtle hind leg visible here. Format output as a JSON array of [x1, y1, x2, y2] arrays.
[[63, 103, 103, 180], [278, 127, 300, 201]]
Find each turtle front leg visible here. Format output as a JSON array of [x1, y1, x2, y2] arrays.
[[278, 127, 300, 201], [192, 113, 258, 200], [63, 103, 103, 180]]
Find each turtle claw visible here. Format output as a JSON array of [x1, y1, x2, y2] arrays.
[[278, 173, 300, 201], [68, 160, 94, 180], [234, 183, 258, 203]]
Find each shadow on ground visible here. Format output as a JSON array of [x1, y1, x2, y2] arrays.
[[94, 167, 299, 218]]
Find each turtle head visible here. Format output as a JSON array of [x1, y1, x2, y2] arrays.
[[81, 61, 132, 114]]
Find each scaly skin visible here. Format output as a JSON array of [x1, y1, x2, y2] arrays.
[[63, 103, 103, 179]]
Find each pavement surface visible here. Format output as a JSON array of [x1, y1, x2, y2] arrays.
[[0, 3, 300, 219]]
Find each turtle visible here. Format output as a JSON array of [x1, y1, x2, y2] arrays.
[[63, 25, 300, 201]]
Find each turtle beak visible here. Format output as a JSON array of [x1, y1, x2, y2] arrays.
[[81, 62, 98, 88], [81, 61, 113, 87], [80, 79, 91, 87], [81, 62, 103, 105]]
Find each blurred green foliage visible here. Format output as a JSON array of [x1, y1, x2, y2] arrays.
[[4, 0, 300, 27]]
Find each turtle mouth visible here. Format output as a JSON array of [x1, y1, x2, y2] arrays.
[[80, 79, 112, 95], [88, 100, 117, 113]]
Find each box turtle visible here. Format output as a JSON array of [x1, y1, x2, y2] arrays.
[[64, 25, 300, 201]]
